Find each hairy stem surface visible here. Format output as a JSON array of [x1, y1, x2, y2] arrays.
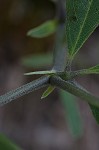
[[50, 75, 99, 107], [0, 76, 49, 106]]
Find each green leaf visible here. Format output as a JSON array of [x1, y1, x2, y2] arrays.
[[71, 64, 99, 78], [21, 53, 53, 68], [87, 64, 99, 74], [0, 134, 21, 150], [24, 70, 56, 76], [89, 104, 99, 124], [41, 86, 55, 99], [66, 0, 99, 58], [27, 20, 58, 38], [60, 90, 83, 138]]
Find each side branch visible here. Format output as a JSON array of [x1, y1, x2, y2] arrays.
[[50, 75, 99, 108], [0, 76, 49, 106]]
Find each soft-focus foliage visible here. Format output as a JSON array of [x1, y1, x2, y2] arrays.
[[27, 20, 58, 38], [60, 90, 83, 138], [0, 134, 21, 150], [22, 53, 53, 68]]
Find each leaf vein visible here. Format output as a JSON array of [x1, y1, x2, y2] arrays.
[[71, 0, 93, 55]]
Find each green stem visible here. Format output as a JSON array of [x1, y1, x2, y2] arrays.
[[0, 76, 49, 106], [65, 56, 72, 71], [50, 75, 99, 108], [52, 24, 66, 71], [59, 68, 99, 81]]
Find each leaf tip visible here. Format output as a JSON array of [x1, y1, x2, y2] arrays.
[[41, 95, 46, 99]]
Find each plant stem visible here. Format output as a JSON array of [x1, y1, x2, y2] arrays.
[[0, 76, 49, 106], [65, 55, 72, 71], [52, 24, 66, 71], [50, 75, 99, 108]]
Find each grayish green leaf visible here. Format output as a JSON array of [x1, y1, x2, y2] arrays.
[[27, 20, 58, 38], [24, 70, 56, 76], [66, 0, 99, 58], [71, 64, 99, 78], [41, 86, 55, 99], [60, 90, 83, 138], [89, 104, 99, 124]]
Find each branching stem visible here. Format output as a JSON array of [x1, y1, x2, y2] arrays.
[[0, 76, 49, 106], [50, 75, 99, 108]]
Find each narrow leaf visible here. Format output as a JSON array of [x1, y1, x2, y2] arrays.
[[0, 134, 21, 150], [87, 64, 99, 74], [71, 64, 99, 78], [66, 0, 99, 58], [60, 90, 83, 138], [89, 104, 99, 124], [41, 86, 55, 99], [0, 76, 49, 106], [27, 20, 58, 38], [24, 70, 56, 76]]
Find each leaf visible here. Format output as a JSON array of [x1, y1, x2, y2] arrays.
[[66, 0, 99, 58], [0, 76, 49, 106], [24, 70, 56, 76], [41, 86, 55, 99], [87, 64, 99, 74], [0, 134, 21, 150], [60, 90, 83, 138], [89, 104, 99, 124], [71, 64, 99, 78], [21, 53, 53, 68], [27, 20, 58, 38]]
